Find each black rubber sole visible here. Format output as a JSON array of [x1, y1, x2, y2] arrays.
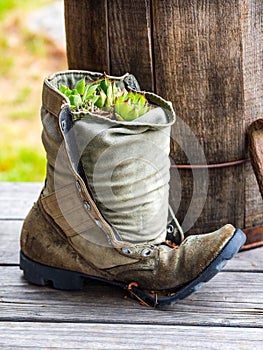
[[20, 228, 246, 307]]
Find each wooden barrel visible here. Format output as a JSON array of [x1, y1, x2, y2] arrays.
[[64, 0, 263, 248]]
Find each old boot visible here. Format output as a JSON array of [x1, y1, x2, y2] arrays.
[[20, 70, 246, 307]]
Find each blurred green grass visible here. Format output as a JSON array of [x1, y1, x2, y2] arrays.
[[0, 0, 18, 17], [0, 0, 67, 181], [0, 0, 49, 18], [0, 146, 46, 181]]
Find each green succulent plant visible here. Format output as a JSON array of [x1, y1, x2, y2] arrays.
[[59, 74, 152, 121]]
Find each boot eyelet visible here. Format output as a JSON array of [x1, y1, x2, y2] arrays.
[[83, 200, 91, 211], [141, 248, 153, 257], [122, 247, 133, 255], [76, 180, 82, 192], [61, 119, 66, 131], [167, 224, 174, 234]]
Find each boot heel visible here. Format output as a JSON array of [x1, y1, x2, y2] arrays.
[[20, 251, 85, 290]]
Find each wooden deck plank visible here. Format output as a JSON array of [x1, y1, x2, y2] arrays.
[[0, 266, 262, 327], [0, 221, 22, 264], [0, 322, 262, 350], [0, 182, 42, 220]]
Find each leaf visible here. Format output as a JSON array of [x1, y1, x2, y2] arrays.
[[100, 76, 110, 94], [59, 85, 72, 97], [95, 89, 107, 108], [115, 101, 132, 119], [112, 82, 120, 101], [126, 108, 139, 121], [75, 78, 85, 95], [59, 76, 151, 120], [90, 95, 99, 104], [69, 94, 82, 108], [83, 83, 99, 101], [105, 82, 113, 106], [59, 84, 68, 94]]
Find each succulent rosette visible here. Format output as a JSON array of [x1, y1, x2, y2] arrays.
[[59, 74, 152, 121]]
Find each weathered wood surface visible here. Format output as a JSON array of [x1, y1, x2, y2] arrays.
[[0, 267, 263, 327], [0, 182, 42, 220], [64, 0, 263, 236], [64, 0, 109, 75], [0, 182, 262, 348], [65, 0, 154, 91], [0, 323, 262, 350]]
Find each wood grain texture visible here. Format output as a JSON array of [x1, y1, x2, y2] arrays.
[[152, 0, 244, 161], [169, 166, 245, 234], [0, 221, 22, 264], [107, 0, 154, 91], [0, 267, 263, 327], [151, 0, 263, 234], [0, 182, 42, 219], [64, 0, 109, 72], [65, 0, 153, 90], [0, 322, 262, 349], [152, 0, 245, 232]]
